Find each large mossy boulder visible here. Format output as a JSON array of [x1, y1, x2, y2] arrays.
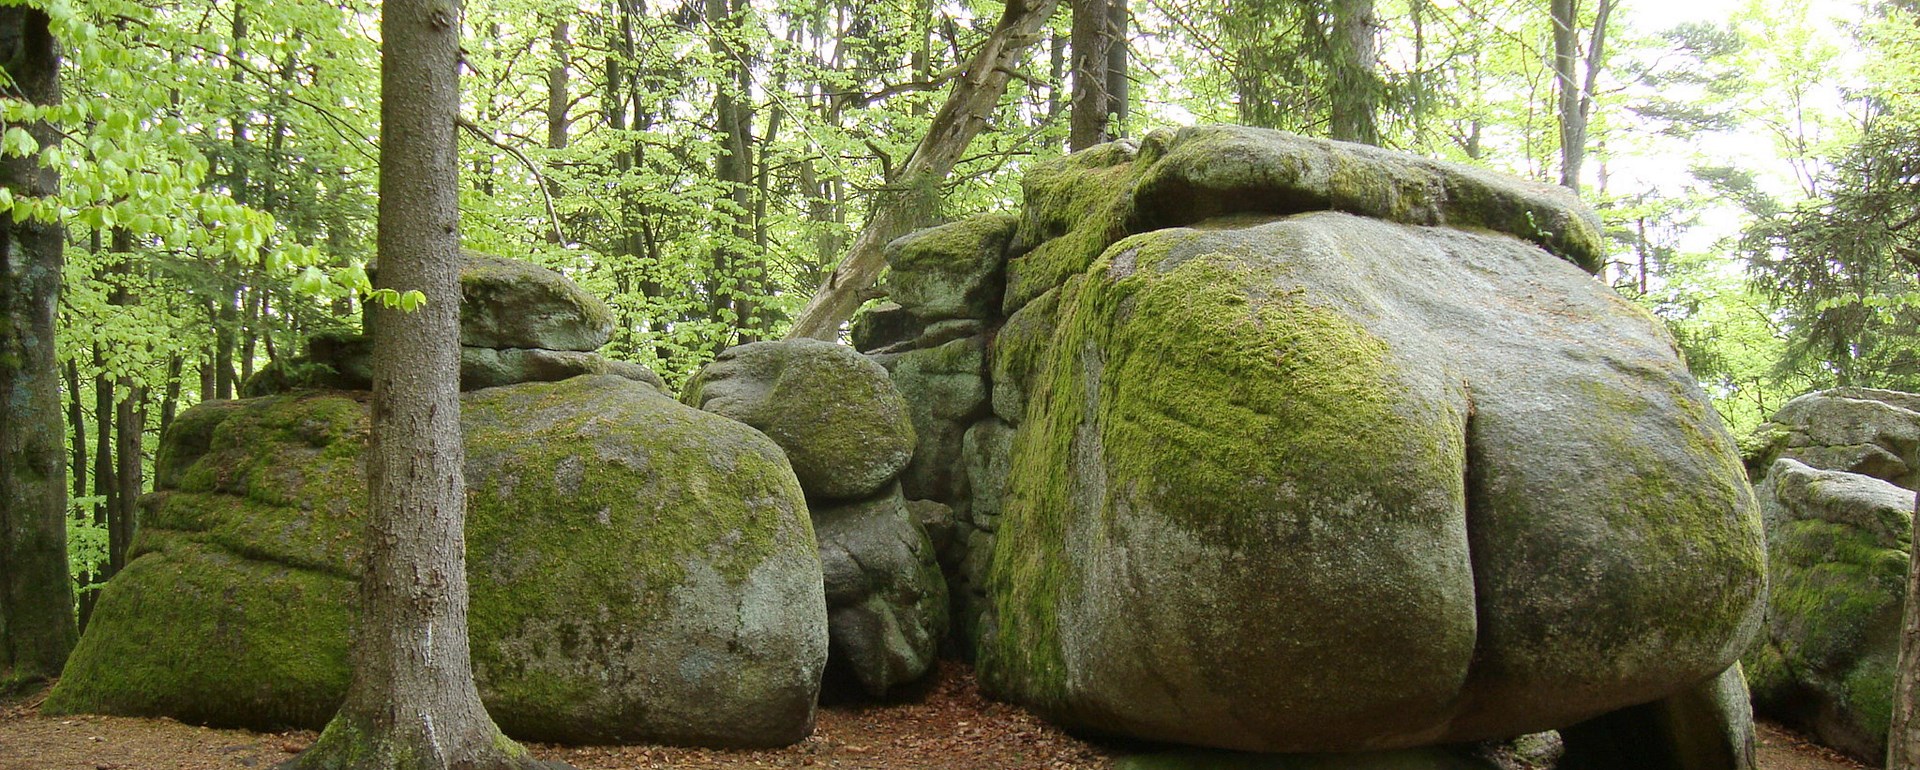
[[1744, 457, 1914, 763], [47, 375, 827, 748], [685, 339, 916, 501], [972, 126, 1764, 754]]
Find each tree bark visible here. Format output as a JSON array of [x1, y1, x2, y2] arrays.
[[1328, 0, 1379, 145], [1892, 433, 1920, 769], [0, 6, 77, 692], [1552, 0, 1612, 192], [279, 1, 557, 767], [1069, 0, 1114, 150], [784, 0, 1061, 340]]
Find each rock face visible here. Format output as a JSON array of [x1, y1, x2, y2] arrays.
[[1744, 389, 1919, 764], [686, 339, 946, 698], [684, 339, 915, 501], [47, 378, 827, 747], [1745, 387, 1920, 489], [243, 252, 658, 396], [856, 125, 1764, 761]]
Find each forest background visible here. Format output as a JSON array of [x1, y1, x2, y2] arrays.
[[22, 0, 1920, 617]]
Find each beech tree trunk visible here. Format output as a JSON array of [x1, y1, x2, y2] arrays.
[[1891, 467, 1920, 768], [784, 0, 1060, 340], [0, 6, 77, 692], [280, 1, 556, 767], [1552, 0, 1612, 193]]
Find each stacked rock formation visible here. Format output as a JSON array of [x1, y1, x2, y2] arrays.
[[243, 252, 666, 395], [684, 339, 947, 698], [1743, 387, 1919, 763], [856, 125, 1765, 769], [47, 257, 827, 748]]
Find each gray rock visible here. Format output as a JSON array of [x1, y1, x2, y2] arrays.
[[451, 252, 616, 352], [1557, 664, 1756, 770], [813, 486, 949, 698], [47, 376, 827, 748], [685, 339, 916, 501], [851, 301, 923, 354], [962, 419, 1014, 529], [979, 210, 1764, 752], [1749, 388, 1920, 489], [1745, 458, 1915, 763], [874, 336, 990, 503], [461, 347, 662, 392], [884, 213, 1017, 323], [906, 498, 957, 556]]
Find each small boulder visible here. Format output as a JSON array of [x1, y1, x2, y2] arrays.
[[685, 339, 916, 501], [813, 486, 949, 697], [452, 252, 616, 352], [883, 213, 1017, 323], [1745, 458, 1914, 763]]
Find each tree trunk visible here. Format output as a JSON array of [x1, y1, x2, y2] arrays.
[[547, 20, 570, 150], [1106, 0, 1128, 135], [1892, 414, 1920, 770], [785, 0, 1061, 340], [1069, 0, 1114, 150], [1552, 0, 1612, 193], [1327, 0, 1378, 145], [0, 6, 77, 692], [280, 1, 555, 767], [111, 381, 143, 573]]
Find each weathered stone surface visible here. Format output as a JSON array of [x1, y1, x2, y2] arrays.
[[46, 376, 827, 748], [1746, 388, 1920, 489], [1557, 664, 1756, 770], [684, 339, 917, 501], [244, 340, 668, 395], [1745, 458, 1914, 763], [451, 252, 616, 351], [978, 209, 1764, 752], [884, 213, 1017, 323], [873, 336, 989, 504], [850, 301, 923, 354], [813, 486, 948, 698]]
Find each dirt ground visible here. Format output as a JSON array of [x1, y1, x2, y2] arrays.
[[0, 667, 1872, 770]]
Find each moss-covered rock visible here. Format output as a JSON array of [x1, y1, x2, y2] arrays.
[[977, 212, 1764, 753], [812, 485, 948, 697], [47, 376, 827, 748], [1751, 388, 1920, 490], [873, 336, 990, 504], [1744, 458, 1913, 763], [885, 213, 1017, 323], [684, 339, 916, 501], [1123, 126, 1605, 272], [449, 252, 616, 352]]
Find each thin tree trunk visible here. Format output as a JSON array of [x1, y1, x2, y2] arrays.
[[547, 20, 570, 150], [1552, 0, 1612, 192], [0, 6, 77, 690], [160, 354, 184, 436], [66, 361, 85, 502], [785, 0, 1062, 340], [83, 359, 112, 628], [1106, 0, 1128, 135], [1894, 486, 1920, 769], [281, 1, 554, 766]]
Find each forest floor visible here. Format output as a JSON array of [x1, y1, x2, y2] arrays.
[[0, 664, 1872, 770]]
